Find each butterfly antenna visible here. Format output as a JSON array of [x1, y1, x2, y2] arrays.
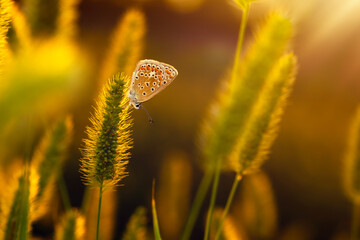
[[141, 105, 154, 124]]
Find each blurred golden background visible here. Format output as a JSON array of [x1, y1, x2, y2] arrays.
[[1, 0, 360, 239]]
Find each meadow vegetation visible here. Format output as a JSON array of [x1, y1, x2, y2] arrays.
[[0, 0, 357, 239]]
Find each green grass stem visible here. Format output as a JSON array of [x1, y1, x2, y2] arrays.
[[80, 186, 91, 214], [232, 3, 249, 81], [203, 5, 250, 239], [181, 170, 213, 240], [215, 173, 242, 240], [58, 173, 71, 211], [19, 169, 30, 240], [96, 182, 103, 240], [203, 158, 221, 240], [152, 180, 162, 240], [24, 116, 34, 164]]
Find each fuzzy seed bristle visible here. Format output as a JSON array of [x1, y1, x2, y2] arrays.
[[199, 12, 292, 171], [227, 54, 296, 174], [80, 73, 133, 188]]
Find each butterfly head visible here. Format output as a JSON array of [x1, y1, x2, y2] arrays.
[[128, 89, 141, 109]]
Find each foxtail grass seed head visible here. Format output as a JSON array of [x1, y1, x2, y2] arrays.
[[122, 207, 149, 240], [0, 38, 87, 128], [344, 106, 360, 203], [99, 9, 145, 86], [23, 0, 60, 36], [228, 54, 296, 174], [56, 0, 80, 40], [233, 171, 277, 239], [55, 209, 85, 240], [199, 12, 292, 170], [10, 3, 32, 50], [0, 0, 12, 43], [0, 0, 13, 67], [31, 117, 73, 218], [33, 117, 73, 199], [80, 73, 133, 188], [0, 167, 39, 240], [211, 208, 246, 240]]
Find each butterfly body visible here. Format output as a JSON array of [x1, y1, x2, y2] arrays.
[[128, 59, 178, 109]]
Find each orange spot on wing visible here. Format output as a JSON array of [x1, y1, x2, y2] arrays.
[[147, 66, 151, 70], [165, 70, 171, 74], [159, 76, 163, 81]]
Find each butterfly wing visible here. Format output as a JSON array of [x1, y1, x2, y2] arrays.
[[130, 59, 178, 103]]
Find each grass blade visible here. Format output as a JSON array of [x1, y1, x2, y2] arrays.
[[152, 180, 162, 240]]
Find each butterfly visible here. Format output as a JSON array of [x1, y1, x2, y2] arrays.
[[128, 59, 178, 110]]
